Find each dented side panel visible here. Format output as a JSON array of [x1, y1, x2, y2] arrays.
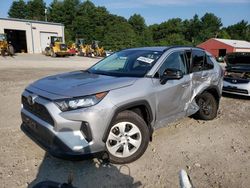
[[186, 59, 223, 116]]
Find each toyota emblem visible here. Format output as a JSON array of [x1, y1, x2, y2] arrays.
[[27, 95, 36, 105], [232, 79, 237, 83]]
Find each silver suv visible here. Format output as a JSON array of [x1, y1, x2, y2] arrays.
[[21, 46, 223, 164]]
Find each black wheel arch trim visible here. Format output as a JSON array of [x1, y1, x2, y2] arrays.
[[197, 85, 222, 105], [102, 100, 154, 142]]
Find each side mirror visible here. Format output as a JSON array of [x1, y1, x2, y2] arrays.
[[160, 68, 183, 85]]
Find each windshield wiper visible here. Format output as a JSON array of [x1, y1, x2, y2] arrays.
[[96, 72, 111, 76], [82, 70, 91, 73]]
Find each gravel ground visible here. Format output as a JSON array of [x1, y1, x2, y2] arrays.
[[0, 54, 249, 188]]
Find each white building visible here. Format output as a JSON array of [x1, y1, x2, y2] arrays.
[[0, 17, 65, 54]]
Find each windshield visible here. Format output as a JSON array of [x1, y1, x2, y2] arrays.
[[226, 53, 250, 65], [89, 49, 163, 77], [52, 37, 62, 43], [0, 34, 6, 41]]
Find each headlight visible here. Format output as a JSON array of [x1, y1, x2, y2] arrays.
[[55, 92, 108, 111]]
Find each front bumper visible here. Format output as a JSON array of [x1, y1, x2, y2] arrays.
[[21, 113, 102, 159], [223, 80, 250, 96], [21, 89, 115, 158]]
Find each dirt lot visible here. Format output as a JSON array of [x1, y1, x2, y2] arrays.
[[0, 54, 249, 188]]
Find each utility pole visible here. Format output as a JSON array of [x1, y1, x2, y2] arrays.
[[45, 8, 47, 22]]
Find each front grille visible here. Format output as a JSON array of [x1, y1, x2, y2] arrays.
[[22, 96, 54, 126], [224, 77, 249, 84], [223, 87, 249, 94]]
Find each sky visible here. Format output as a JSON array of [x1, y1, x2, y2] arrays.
[[0, 0, 250, 26]]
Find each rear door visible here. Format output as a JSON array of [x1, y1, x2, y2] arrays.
[[190, 49, 216, 91], [190, 50, 207, 91]]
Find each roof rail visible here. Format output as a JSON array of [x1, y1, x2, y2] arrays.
[[163, 45, 204, 52]]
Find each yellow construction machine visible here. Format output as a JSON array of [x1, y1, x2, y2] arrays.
[[44, 36, 69, 57], [73, 39, 106, 57], [75, 38, 93, 57], [91, 40, 106, 57], [0, 33, 14, 56]]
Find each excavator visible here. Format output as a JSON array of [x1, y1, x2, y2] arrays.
[[44, 36, 69, 57], [0, 33, 14, 56]]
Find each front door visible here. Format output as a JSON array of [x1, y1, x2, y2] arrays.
[[153, 50, 191, 127]]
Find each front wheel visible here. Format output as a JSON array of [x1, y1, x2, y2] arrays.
[[50, 50, 57, 57], [1, 49, 5, 56], [105, 111, 149, 164], [8, 45, 14, 56], [194, 92, 218, 120]]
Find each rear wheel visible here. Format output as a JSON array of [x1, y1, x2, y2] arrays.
[[194, 92, 218, 120], [105, 111, 149, 164]]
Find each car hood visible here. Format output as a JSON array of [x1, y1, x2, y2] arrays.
[[225, 52, 250, 67], [27, 71, 137, 100]]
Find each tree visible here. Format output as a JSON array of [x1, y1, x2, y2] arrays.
[[217, 28, 231, 39], [47, 0, 65, 23], [8, 0, 27, 19], [103, 19, 137, 50], [8, 0, 250, 49], [26, 0, 46, 21], [149, 18, 190, 46], [48, 0, 80, 41], [199, 13, 222, 42], [157, 33, 189, 46], [128, 14, 152, 46], [72, 1, 109, 43], [128, 14, 146, 35], [226, 20, 250, 41], [183, 14, 202, 45]]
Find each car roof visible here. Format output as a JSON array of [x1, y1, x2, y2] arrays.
[[124, 46, 204, 52]]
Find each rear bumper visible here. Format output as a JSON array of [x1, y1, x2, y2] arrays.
[[21, 113, 103, 159]]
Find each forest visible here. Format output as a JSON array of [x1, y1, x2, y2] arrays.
[[8, 0, 250, 50]]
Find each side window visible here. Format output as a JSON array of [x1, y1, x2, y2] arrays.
[[158, 51, 188, 76], [204, 55, 214, 70], [191, 50, 205, 72]]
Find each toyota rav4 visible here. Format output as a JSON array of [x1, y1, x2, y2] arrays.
[[21, 46, 223, 164]]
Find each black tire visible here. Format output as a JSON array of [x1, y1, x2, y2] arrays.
[[50, 50, 57, 57], [44, 47, 50, 56], [8, 45, 14, 56], [194, 92, 218, 120], [78, 51, 84, 56], [105, 110, 150, 164], [1, 49, 5, 56]]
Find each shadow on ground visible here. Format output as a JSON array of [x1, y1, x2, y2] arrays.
[[28, 153, 142, 188], [222, 93, 250, 100]]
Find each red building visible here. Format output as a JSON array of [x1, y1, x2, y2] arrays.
[[197, 38, 250, 58]]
